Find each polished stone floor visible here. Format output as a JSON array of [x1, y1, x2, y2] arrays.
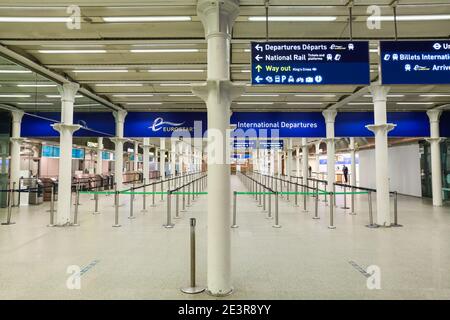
[[0, 175, 449, 300]]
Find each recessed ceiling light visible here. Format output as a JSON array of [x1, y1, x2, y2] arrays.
[[38, 50, 107, 54], [168, 94, 195, 97], [0, 70, 32, 73], [148, 69, 204, 73], [95, 83, 143, 87], [0, 17, 71, 22], [18, 102, 53, 105], [295, 94, 336, 97], [17, 84, 57, 87], [396, 102, 434, 105], [130, 49, 199, 53], [242, 94, 280, 97], [287, 102, 323, 105], [248, 16, 337, 22], [0, 94, 31, 98], [126, 102, 163, 105], [237, 102, 274, 105], [72, 69, 128, 73], [113, 94, 154, 97], [159, 83, 192, 87], [419, 94, 450, 97], [103, 16, 191, 22], [368, 14, 450, 21], [46, 95, 82, 98], [240, 70, 251, 73]]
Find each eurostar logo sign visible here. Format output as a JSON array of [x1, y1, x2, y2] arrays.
[[150, 117, 185, 132]]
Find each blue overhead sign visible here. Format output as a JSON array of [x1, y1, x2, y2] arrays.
[[380, 41, 450, 85], [251, 41, 370, 85]]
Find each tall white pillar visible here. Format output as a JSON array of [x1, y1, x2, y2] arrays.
[[349, 138, 357, 186], [322, 110, 337, 190], [142, 138, 150, 182], [427, 110, 443, 206], [302, 138, 309, 180], [192, 0, 243, 296], [366, 84, 395, 226], [51, 83, 80, 225], [159, 138, 166, 180], [10, 110, 24, 204], [287, 139, 293, 178], [315, 141, 321, 176], [111, 110, 127, 191], [96, 137, 103, 175]]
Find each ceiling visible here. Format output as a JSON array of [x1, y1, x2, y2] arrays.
[[0, 0, 449, 116]]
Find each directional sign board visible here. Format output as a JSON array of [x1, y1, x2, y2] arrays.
[[380, 41, 450, 85], [251, 41, 370, 85]]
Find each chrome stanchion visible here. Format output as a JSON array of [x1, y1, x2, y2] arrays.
[[163, 191, 174, 228], [93, 190, 100, 214], [313, 184, 320, 220], [231, 191, 238, 228], [174, 192, 181, 219], [128, 189, 135, 219], [151, 183, 156, 207], [272, 192, 281, 228], [113, 184, 121, 227], [266, 191, 273, 220], [366, 191, 378, 228], [181, 218, 205, 294], [333, 184, 337, 207], [349, 186, 356, 215], [2, 183, 15, 225], [391, 191, 403, 227], [181, 185, 186, 212], [72, 188, 80, 226], [341, 185, 350, 210], [294, 183, 299, 207], [187, 184, 191, 207], [328, 192, 336, 229], [160, 180, 164, 201], [302, 184, 308, 213], [142, 180, 148, 213], [47, 185, 55, 227]]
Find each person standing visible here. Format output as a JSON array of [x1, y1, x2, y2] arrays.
[[342, 165, 349, 184]]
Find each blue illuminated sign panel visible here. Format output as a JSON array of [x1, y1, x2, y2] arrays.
[[380, 41, 450, 85], [251, 41, 370, 85]]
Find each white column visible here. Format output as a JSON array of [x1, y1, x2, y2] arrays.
[[51, 82, 80, 225], [287, 139, 293, 178], [133, 141, 139, 171], [192, 0, 243, 296], [427, 110, 443, 206], [159, 138, 166, 180], [302, 138, 309, 180], [315, 141, 321, 176], [322, 110, 337, 190], [10, 110, 24, 204], [142, 138, 150, 182], [96, 137, 103, 175], [349, 138, 357, 186], [111, 110, 127, 191], [366, 84, 395, 226]]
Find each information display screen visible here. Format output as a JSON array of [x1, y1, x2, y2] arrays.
[[251, 41, 370, 85]]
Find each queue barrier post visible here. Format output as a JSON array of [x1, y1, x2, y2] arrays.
[[47, 185, 55, 227], [2, 183, 15, 225], [391, 191, 403, 227], [113, 184, 121, 227], [231, 191, 238, 228], [93, 189, 100, 214], [328, 192, 336, 229], [350, 186, 356, 215], [72, 187, 80, 226], [128, 189, 135, 219], [313, 184, 320, 220], [142, 180, 148, 213], [272, 192, 281, 228], [181, 218, 205, 294], [366, 191, 378, 228], [163, 191, 174, 229]]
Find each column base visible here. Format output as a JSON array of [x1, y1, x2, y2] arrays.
[[181, 287, 205, 295], [206, 288, 233, 297]]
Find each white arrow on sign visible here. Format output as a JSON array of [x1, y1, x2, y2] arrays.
[[255, 44, 263, 52], [255, 54, 263, 62], [255, 76, 263, 83]]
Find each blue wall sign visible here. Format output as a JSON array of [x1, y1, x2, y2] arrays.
[[380, 41, 450, 85], [124, 112, 207, 138], [251, 41, 370, 85], [21, 112, 115, 137], [20, 111, 450, 138]]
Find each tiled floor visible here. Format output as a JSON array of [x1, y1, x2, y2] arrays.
[[0, 175, 449, 300]]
